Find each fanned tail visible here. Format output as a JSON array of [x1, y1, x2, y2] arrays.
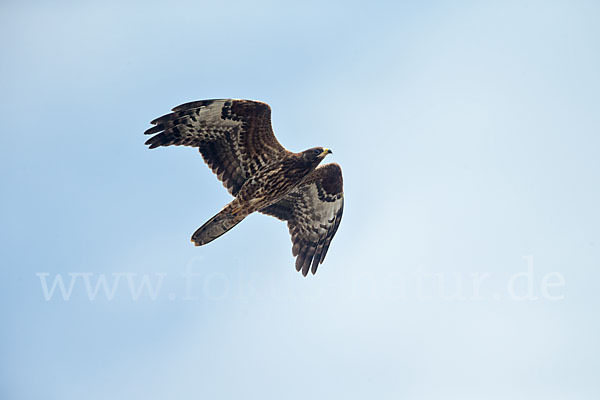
[[191, 211, 245, 246]]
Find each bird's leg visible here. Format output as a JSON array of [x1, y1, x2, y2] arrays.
[[227, 201, 243, 216], [228, 196, 264, 216]]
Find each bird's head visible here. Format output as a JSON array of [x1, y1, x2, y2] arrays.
[[301, 147, 332, 164]]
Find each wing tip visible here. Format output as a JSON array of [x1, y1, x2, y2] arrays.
[[144, 125, 163, 135], [144, 136, 161, 149]]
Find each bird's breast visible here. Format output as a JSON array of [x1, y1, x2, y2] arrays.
[[234, 163, 312, 212]]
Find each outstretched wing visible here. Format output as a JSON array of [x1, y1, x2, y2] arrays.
[[260, 163, 344, 276], [144, 99, 289, 196]]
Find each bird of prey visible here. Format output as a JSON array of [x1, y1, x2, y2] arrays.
[[144, 99, 344, 276]]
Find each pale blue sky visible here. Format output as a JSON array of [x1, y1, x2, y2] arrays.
[[1, 1, 600, 399]]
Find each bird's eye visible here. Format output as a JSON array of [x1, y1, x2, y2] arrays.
[[314, 149, 321, 155]]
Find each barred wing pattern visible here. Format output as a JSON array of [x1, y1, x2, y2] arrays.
[[261, 164, 344, 276], [144, 99, 289, 195]]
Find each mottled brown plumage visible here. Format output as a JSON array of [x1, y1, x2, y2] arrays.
[[144, 99, 344, 276]]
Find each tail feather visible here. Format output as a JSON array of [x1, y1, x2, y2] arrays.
[[191, 211, 244, 246]]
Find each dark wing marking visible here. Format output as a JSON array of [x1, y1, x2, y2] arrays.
[[145, 99, 289, 195], [260, 163, 344, 276]]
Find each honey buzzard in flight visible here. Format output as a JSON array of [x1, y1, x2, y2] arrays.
[[144, 99, 344, 276]]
